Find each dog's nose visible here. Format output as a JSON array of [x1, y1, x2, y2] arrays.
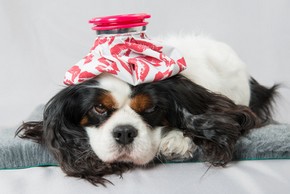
[[112, 125, 138, 145]]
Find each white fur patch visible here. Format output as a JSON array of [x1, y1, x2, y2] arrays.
[[163, 34, 251, 106], [159, 130, 197, 160]]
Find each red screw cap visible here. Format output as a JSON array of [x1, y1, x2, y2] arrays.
[[89, 13, 151, 31]]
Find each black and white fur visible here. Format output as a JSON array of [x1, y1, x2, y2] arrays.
[[17, 35, 278, 185]]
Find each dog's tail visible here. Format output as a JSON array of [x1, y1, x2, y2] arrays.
[[249, 77, 279, 123]]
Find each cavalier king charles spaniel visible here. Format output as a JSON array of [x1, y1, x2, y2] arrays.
[[17, 35, 278, 185]]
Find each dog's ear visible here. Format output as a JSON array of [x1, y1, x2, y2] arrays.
[[16, 121, 44, 143], [17, 79, 132, 185], [163, 75, 261, 166], [17, 80, 96, 166], [41, 82, 92, 159], [41, 80, 124, 185]]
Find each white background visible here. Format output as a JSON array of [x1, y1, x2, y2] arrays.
[[0, 0, 289, 127]]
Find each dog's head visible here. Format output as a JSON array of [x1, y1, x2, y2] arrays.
[[18, 73, 260, 185], [72, 74, 166, 165]]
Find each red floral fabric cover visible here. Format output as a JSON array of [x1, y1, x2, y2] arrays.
[[64, 33, 187, 86]]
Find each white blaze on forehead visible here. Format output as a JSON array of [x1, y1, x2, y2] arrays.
[[96, 74, 132, 107]]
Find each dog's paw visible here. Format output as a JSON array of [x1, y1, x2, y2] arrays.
[[159, 130, 197, 161]]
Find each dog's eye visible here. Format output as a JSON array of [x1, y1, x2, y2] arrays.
[[144, 106, 156, 113], [94, 104, 107, 115]]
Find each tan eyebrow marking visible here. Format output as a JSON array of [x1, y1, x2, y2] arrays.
[[80, 116, 89, 126], [130, 94, 153, 113], [99, 92, 118, 110]]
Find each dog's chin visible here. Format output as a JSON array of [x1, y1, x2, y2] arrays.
[[102, 156, 150, 166], [97, 147, 158, 166], [102, 153, 155, 166], [111, 154, 149, 165]]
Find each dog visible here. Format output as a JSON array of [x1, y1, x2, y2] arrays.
[[17, 34, 278, 185]]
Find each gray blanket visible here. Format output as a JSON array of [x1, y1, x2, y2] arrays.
[[1, 105, 57, 169], [1, 105, 290, 169]]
